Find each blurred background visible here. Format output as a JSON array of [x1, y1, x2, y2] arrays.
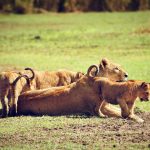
[[0, 0, 150, 14], [0, 0, 149, 76], [0, 1, 150, 149]]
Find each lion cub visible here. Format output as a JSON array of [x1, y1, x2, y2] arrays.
[[98, 78, 150, 122], [0, 69, 34, 117]]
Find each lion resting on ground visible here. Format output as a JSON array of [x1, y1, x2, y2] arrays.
[[29, 69, 84, 89], [17, 65, 128, 118], [98, 79, 150, 122], [0, 58, 128, 117], [27, 58, 128, 117], [0, 68, 83, 117]]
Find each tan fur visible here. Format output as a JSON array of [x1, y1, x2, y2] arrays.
[[0, 58, 128, 117], [30, 58, 128, 89], [98, 78, 150, 122], [9, 74, 34, 116], [17, 65, 128, 118], [0, 69, 84, 117], [31, 70, 84, 89], [17, 67, 103, 116], [0, 70, 33, 117], [96, 58, 128, 82], [91, 58, 128, 117], [0, 71, 21, 117], [30, 59, 128, 117], [17, 75, 149, 123]]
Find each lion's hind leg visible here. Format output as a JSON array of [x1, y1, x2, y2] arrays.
[[0, 95, 9, 118], [95, 103, 106, 118], [100, 101, 121, 117]]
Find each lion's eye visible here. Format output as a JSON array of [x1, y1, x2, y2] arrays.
[[114, 67, 119, 71]]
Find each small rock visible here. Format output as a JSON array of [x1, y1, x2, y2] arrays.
[[113, 144, 116, 148], [34, 35, 41, 40]]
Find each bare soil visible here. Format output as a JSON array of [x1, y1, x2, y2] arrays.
[[0, 111, 150, 149]]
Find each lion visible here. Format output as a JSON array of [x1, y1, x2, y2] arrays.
[[28, 68, 84, 89], [0, 58, 128, 117], [98, 79, 150, 122], [9, 74, 34, 117], [25, 58, 128, 117], [0, 68, 83, 117], [94, 58, 128, 82], [26, 58, 128, 89], [17, 64, 129, 118], [0, 69, 34, 117]]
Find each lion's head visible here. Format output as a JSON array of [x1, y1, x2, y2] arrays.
[[75, 72, 84, 81], [139, 82, 150, 101], [97, 58, 128, 82]]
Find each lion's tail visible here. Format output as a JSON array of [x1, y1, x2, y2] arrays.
[[24, 67, 35, 80]]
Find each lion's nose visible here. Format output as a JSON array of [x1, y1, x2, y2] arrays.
[[124, 73, 128, 78]]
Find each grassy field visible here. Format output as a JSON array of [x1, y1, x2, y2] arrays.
[[0, 11, 150, 149]]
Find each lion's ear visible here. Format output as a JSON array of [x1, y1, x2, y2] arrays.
[[140, 82, 148, 89], [100, 58, 109, 69]]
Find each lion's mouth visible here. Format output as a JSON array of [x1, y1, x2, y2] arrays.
[[116, 77, 128, 82], [140, 98, 149, 102], [116, 80, 122, 82]]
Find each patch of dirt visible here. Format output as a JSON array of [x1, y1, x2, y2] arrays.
[[0, 112, 150, 149], [64, 112, 150, 144]]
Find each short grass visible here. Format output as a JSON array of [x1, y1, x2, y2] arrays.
[[0, 11, 150, 149]]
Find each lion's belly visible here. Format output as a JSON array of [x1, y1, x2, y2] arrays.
[[18, 96, 90, 116], [105, 97, 118, 105]]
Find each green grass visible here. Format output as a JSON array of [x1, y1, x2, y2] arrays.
[[0, 11, 150, 149]]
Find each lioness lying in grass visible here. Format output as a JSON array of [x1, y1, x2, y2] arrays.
[[26, 58, 128, 117], [98, 79, 150, 122], [17, 64, 128, 117], [0, 68, 83, 117], [0, 58, 128, 117], [17, 66, 149, 123], [17, 65, 102, 116]]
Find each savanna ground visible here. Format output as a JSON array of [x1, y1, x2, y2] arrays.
[[0, 11, 150, 149]]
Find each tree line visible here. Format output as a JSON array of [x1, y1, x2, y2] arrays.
[[0, 0, 150, 14]]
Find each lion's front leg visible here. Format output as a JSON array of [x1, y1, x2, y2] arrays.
[[127, 102, 144, 123], [128, 114, 144, 123], [127, 101, 135, 116]]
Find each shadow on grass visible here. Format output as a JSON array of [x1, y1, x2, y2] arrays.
[[0, 107, 144, 118]]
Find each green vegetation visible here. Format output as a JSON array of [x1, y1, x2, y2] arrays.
[[0, 11, 150, 149]]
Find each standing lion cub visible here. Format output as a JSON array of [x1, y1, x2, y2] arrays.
[[98, 78, 150, 122]]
